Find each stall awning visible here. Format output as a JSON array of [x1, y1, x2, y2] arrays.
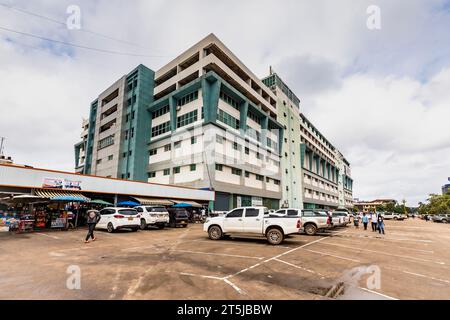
[[132, 197, 173, 206], [34, 189, 91, 202], [171, 200, 203, 208]]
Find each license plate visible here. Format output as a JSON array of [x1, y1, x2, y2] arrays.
[[128, 217, 133, 221]]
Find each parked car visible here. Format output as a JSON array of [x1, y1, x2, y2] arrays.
[[96, 207, 140, 233], [333, 211, 351, 226], [272, 208, 331, 236], [432, 214, 450, 223], [135, 206, 170, 230], [204, 206, 301, 245], [166, 208, 189, 228], [382, 212, 406, 220]]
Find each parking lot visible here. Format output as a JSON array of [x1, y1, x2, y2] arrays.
[[1, 218, 450, 300]]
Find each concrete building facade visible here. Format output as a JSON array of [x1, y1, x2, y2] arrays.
[[75, 34, 353, 211]]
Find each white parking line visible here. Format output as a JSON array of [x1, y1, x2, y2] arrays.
[[170, 272, 244, 294], [172, 249, 264, 260], [36, 233, 60, 240], [332, 237, 434, 253], [401, 271, 450, 284], [318, 242, 445, 265], [337, 234, 432, 243], [274, 258, 325, 278], [224, 230, 349, 280], [359, 287, 398, 300], [303, 249, 361, 263], [188, 238, 291, 249]]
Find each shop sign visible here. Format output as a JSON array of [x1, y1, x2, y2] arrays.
[[43, 178, 82, 190], [51, 218, 67, 228]]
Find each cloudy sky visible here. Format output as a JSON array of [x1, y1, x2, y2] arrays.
[[1, 0, 449, 205]]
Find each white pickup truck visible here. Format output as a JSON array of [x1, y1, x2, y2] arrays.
[[203, 206, 301, 245]]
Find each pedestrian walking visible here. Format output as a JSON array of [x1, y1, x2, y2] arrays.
[[362, 212, 369, 230], [377, 214, 385, 234], [85, 209, 101, 243], [370, 212, 377, 232], [353, 214, 360, 228]]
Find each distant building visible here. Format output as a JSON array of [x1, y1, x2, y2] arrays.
[[443, 183, 450, 195], [0, 155, 13, 165], [354, 199, 396, 213]]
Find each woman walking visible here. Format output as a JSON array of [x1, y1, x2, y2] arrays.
[[85, 209, 101, 243], [377, 214, 385, 235]]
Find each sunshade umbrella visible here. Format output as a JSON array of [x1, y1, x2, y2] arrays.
[[117, 201, 139, 207], [51, 196, 88, 202], [9, 194, 48, 204], [172, 203, 193, 208], [90, 199, 113, 206]]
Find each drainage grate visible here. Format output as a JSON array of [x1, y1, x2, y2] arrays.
[[325, 282, 345, 299]]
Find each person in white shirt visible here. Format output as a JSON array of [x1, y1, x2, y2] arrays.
[[370, 212, 378, 232]]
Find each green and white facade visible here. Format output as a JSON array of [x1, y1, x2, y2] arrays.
[[75, 34, 353, 211]]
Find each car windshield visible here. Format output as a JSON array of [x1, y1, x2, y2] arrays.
[[176, 212, 188, 218], [118, 209, 138, 215]]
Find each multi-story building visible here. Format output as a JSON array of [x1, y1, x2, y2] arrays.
[[354, 199, 396, 213], [74, 33, 353, 211], [442, 183, 450, 195]]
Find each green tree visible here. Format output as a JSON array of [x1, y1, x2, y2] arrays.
[[385, 202, 396, 212], [375, 204, 386, 212]]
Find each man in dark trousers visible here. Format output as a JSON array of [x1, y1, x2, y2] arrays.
[[85, 209, 101, 243]]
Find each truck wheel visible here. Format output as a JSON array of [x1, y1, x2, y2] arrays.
[[140, 219, 147, 230], [131, 227, 139, 232], [304, 224, 317, 236], [443, 219, 448, 224], [107, 223, 114, 233], [393, 217, 398, 220], [208, 226, 223, 240], [266, 228, 284, 245]]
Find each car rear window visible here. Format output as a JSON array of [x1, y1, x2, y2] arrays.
[[287, 210, 298, 216], [245, 208, 259, 217], [118, 209, 138, 215], [314, 211, 328, 217]]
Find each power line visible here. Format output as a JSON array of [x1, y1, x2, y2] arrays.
[[0, 2, 155, 51], [0, 25, 166, 58]]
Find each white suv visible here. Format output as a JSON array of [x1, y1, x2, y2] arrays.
[[96, 207, 140, 233], [135, 206, 170, 230]]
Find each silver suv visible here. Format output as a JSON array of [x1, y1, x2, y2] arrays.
[[432, 214, 450, 223]]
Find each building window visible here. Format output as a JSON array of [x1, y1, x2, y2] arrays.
[[148, 172, 156, 178], [216, 135, 224, 144], [152, 105, 170, 119], [247, 110, 261, 125], [219, 90, 239, 110], [177, 91, 198, 107], [174, 167, 180, 174], [245, 171, 250, 178], [266, 177, 270, 183], [97, 135, 114, 150], [246, 126, 261, 142], [151, 121, 171, 137], [174, 141, 181, 149], [123, 152, 127, 158], [96, 159, 102, 165], [245, 147, 249, 155], [215, 164, 223, 171], [164, 144, 171, 152], [256, 174, 264, 181], [177, 110, 198, 128], [131, 127, 134, 138], [191, 136, 197, 144], [256, 152, 262, 160], [232, 142, 241, 151], [149, 149, 157, 156], [108, 155, 113, 161], [163, 169, 170, 176], [217, 109, 239, 130], [129, 150, 132, 156], [124, 130, 129, 140], [190, 164, 196, 171], [231, 168, 242, 176]]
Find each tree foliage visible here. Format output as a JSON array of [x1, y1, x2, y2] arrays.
[[418, 193, 450, 215]]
